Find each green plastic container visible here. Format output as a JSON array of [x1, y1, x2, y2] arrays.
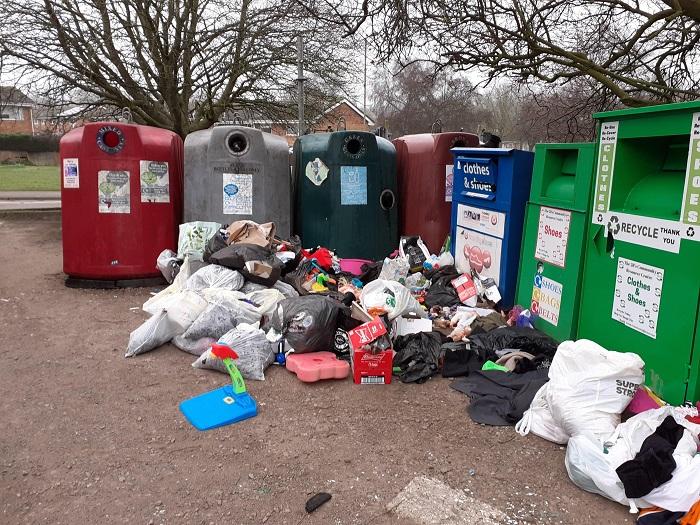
[[293, 131, 398, 260], [577, 100, 700, 404], [515, 143, 596, 342]]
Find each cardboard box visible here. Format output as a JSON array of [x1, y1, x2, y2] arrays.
[[348, 317, 393, 385], [392, 316, 433, 337]]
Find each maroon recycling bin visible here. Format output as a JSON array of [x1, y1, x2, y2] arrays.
[[393, 132, 480, 253], [60, 122, 183, 285]]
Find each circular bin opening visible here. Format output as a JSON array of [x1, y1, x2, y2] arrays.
[[345, 138, 362, 155], [380, 189, 395, 210], [103, 130, 121, 148], [227, 132, 249, 155]]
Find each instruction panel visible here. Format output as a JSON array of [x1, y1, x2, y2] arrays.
[[98, 170, 130, 213], [140, 160, 170, 203], [535, 206, 571, 267], [63, 158, 79, 189], [445, 164, 453, 202], [531, 275, 562, 327], [612, 257, 664, 339], [454, 227, 502, 284], [223, 173, 253, 215], [340, 166, 367, 205]]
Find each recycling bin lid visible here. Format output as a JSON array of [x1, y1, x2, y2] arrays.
[[451, 147, 515, 156]]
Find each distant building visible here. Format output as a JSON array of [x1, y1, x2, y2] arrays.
[[0, 86, 35, 135]]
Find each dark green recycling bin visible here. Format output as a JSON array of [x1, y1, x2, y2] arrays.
[[293, 131, 398, 260], [515, 143, 595, 342], [578, 101, 700, 405]]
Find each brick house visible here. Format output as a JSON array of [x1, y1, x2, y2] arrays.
[[253, 99, 376, 146], [0, 86, 35, 135]]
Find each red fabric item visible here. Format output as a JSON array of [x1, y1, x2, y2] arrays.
[[685, 414, 700, 425], [301, 247, 333, 270]]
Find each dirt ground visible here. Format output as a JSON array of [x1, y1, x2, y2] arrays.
[[0, 211, 633, 525]]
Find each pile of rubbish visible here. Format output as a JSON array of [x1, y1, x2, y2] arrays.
[[125, 221, 700, 518]]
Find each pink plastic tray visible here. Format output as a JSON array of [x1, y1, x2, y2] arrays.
[[286, 352, 350, 382], [339, 258, 372, 276]]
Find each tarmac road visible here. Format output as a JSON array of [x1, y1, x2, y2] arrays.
[[0, 211, 633, 525], [0, 191, 61, 211]]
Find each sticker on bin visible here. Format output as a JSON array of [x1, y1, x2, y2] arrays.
[[455, 158, 496, 200], [592, 121, 618, 223], [602, 211, 682, 254], [222, 173, 253, 215], [340, 166, 367, 205], [98, 170, 130, 214], [456, 204, 505, 238], [531, 275, 562, 327], [455, 227, 502, 283], [140, 160, 170, 203], [612, 257, 663, 339], [680, 112, 700, 229], [305, 157, 328, 186], [535, 207, 570, 267], [63, 158, 79, 189]]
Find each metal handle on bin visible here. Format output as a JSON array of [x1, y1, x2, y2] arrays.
[[337, 116, 347, 131], [121, 107, 133, 123], [431, 119, 442, 133]]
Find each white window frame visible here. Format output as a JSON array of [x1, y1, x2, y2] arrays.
[[0, 106, 24, 120]]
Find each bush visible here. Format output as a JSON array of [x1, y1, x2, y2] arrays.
[[0, 134, 59, 152]]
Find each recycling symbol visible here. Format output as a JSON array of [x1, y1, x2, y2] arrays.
[[607, 215, 620, 235], [687, 226, 695, 238]]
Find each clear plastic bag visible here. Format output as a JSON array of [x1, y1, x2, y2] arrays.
[[378, 256, 410, 282], [125, 311, 177, 357], [183, 302, 239, 340], [177, 221, 221, 260], [156, 249, 181, 283], [171, 335, 216, 356], [245, 289, 286, 319], [192, 324, 275, 381], [241, 279, 299, 299], [184, 264, 244, 292]]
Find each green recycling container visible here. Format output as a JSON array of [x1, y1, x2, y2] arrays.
[[293, 131, 398, 260], [515, 143, 596, 342], [577, 100, 700, 405]]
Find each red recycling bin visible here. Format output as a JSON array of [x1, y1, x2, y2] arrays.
[[393, 132, 479, 254], [60, 122, 183, 282]]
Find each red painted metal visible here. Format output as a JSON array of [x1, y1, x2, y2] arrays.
[[393, 132, 480, 254], [60, 122, 183, 279]]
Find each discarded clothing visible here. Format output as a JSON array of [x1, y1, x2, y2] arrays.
[[616, 416, 684, 498], [423, 266, 461, 308], [637, 507, 685, 525], [469, 312, 508, 334], [495, 351, 536, 371], [451, 368, 549, 426], [468, 327, 559, 361], [441, 343, 483, 378]]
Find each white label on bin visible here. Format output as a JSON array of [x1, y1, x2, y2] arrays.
[[63, 158, 79, 189], [340, 166, 367, 205], [222, 173, 253, 215], [680, 112, 700, 233], [602, 211, 681, 254], [531, 275, 562, 327], [140, 160, 170, 203], [454, 227, 502, 284], [445, 164, 453, 202], [456, 204, 505, 239], [592, 121, 619, 224], [612, 257, 663, 339], [98, 170, 130, 213], [305, 158, 328, 186], [535, 206, 571, 268]]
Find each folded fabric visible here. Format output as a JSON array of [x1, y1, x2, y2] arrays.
[[616, 416, 684, 498], [495, 350, 536, 371]]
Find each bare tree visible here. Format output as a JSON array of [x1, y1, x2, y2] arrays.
[[0, 0, 359, 137], [299, 0, 700, 107], [371, 62, 486, 137]]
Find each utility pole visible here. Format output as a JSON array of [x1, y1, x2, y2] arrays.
[[297, 35, 304, 137], [363, 38, 367, 128]]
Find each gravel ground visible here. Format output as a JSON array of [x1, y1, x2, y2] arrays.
[[0, 211, 634, 524]]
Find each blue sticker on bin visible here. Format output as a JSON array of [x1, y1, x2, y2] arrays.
[[340, 166, 367, 205]]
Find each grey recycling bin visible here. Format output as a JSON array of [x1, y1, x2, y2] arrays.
[[184, 125, 292, 237]]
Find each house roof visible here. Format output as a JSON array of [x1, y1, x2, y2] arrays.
[[0, 86, 34, 106], [319, 99, 376, 126]]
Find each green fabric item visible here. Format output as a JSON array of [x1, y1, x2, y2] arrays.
[[481, 360, 509, 372]]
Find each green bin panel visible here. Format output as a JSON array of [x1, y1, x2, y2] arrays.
[[516, 143, 596, 341], [578, 100, 700, 404]]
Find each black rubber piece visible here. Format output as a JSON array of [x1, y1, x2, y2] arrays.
[[65, 276, 166, 289], [305, 492, 331, 513]]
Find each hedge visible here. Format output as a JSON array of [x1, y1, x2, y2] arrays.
[[0, 134, 59, 152]]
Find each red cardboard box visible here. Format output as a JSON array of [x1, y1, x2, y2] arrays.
[[348, 318, 393, 385]]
